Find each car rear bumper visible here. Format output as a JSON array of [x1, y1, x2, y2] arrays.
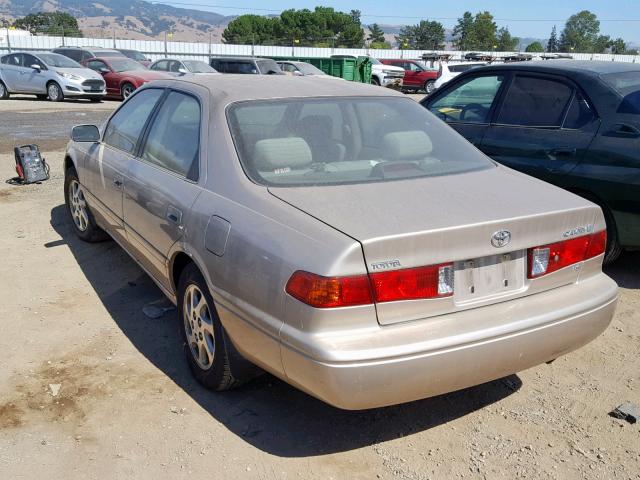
[[280, 273, 617, 410]]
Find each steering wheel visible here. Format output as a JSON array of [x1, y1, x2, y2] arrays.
[[460, 103, 488, 122]]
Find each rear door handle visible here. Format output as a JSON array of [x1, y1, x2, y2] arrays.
[[166, 205, 183, 225], [547, 148, 576, 159]]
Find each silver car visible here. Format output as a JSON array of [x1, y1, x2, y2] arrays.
[[149, 58, 218, 76], [64, 76, 618, 410], [0, 52, 106, 102]]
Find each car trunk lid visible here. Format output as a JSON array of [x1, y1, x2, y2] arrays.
[[269, 166, 602, 325]]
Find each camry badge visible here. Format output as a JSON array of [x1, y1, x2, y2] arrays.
[[491, 230, 511, 248]]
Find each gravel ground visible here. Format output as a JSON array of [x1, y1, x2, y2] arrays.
[[0, 97, 638, 480]]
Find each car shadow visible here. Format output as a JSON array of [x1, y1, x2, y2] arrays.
[[50, 203, 522, 457], [604, 251, 640, 289]]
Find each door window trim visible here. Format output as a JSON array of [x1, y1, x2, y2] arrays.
[[134, 87, 203, 183]]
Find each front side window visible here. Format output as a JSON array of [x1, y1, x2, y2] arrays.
[[256, 59, 282, 74], [141, 91, 201, 179], [429, 75, 504, 124], [22, 54, 45, 69], [228, 97, 494, 187], [104, 89, 164, 154], [497, 75, 573, 127], [87, 60, 108, 72], [601, 70, 640, 114]]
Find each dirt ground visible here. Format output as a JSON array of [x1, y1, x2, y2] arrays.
[[0, 97, 638, 480]]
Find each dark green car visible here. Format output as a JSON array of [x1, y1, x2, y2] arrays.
[[422, 60, 640, 263]]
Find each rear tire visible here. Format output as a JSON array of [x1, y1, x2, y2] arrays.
[[64, 167, 109, 242], [0, 81, 9, 100], [121, 83, 135, 99], [47, 81, 64, 102], [575, 192, 622, 264], [424, 80, 436, 95], [178, 263, 260, 391]]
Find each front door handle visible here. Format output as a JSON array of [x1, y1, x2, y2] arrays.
[[546, 147, 576, 160]]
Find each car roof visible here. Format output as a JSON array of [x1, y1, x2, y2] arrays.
[[149, 75, 404, 105], [475, 60, 640, 75], [210, 57, 261, 62]]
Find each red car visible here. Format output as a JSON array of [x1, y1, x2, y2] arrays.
[[380, 59, 438, 94], [82, 57, 171, 99]]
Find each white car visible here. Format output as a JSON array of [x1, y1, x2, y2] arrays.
[[369, 57, 405, 89], [433, 62, 487, 91]]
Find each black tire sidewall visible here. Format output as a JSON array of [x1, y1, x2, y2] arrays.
[[121, 83, 134, 99], [0, 81, 8, 99], [64, 167, 103, 242]]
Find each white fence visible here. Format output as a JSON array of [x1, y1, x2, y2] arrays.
[[1, 33, 640, 63]]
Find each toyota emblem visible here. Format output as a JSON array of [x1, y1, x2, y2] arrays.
[[491, 230, 511, 248]]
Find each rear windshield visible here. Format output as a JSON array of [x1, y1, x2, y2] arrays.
[[227, 97, 493, 187], [256, 59, 282, 74], [601, 71, 640, 113]]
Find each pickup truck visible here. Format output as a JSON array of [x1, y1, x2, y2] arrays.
[[381, 59, 438, 94], [369, 58, 404, 89]]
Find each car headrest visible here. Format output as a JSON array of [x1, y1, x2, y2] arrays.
[[254, 137, 313, 171], [383, 130, 433, 161]]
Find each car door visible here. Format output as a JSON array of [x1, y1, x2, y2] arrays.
[[85, 88, 165, 238], [403, 62, 421, 89], [20, 54, 47, 93], [86, 59, 119, 96], [480, 73, 599, 184], [123, 89, 204, 289], [0, 53, 23, 91], [425, 73, 506, 146]]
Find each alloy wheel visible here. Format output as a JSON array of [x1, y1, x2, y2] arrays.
[[183, 284, 216, 370], [48, 83, 60, 101], [122, 84, 135, 98], [68, 179, 89, 232]]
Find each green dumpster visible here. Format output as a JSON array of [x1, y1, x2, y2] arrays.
[[268, 55, 372, 83]]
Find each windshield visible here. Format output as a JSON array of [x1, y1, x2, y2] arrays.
[[228, 97, 493, 187], [95, 50, 126, 58], [183, 60, 216, 73], [121, 50, 147, 61], [109, 59, 147, 72], [297, 63, 326, 75], [369, 58, 382, 64], [38, 53, 81, 68], [602, 71, 640, 114]]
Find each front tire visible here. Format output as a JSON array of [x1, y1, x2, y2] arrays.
[[64, 167, 109, 242], [0, 81, 9, 100], [370, 77, 380, 86], [121, 83, 135, 99], [47, 82, 64, 102], [178, 263, 259, 391]]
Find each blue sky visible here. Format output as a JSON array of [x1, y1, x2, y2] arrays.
[[158, 0, 640, 42]]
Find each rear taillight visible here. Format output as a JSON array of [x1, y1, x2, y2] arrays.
[[285, 271, 373, 308], [286, 263, 454, 308], [527, 230, 606, 278], [369, 263, 454, 302]]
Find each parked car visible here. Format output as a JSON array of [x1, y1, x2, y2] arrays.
[[422, 60, 640, 263], [150, 58, 217, 75], [0, 51, 105, 102], [210, 56, 283, 75], [367, 57, 404, 89], [82, 57, 171, 99], [433, 62, 486, 90], [64, 75, 617, 410], [277, 60, 341, 79], [380, 58, 438, 93], [117, 49, 152, 67], [53, 46, 127, 63]]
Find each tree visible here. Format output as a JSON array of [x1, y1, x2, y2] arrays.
[[610, 37, 627, 54], [547, 25, 559, 52], [559, 10, 600, 52], [594, 34, 612, 53], [472, 11, 498, 50], [369, 41, 392, 49], [394, 20, 445, 50], [525, 41, 545, 52], [496, 27, 519, 51], [452, 11, 475, 50], [367, 23, 385, 44], [222, 15, 280, 45], [12, 11, 82, 37]]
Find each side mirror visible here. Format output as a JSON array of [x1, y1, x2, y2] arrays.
[[30, 64, 41, 72], [293, 70, 303, 76], [99, 67, 110, 74], [71, 125, 100, 143], [178, 68, 188, 75]]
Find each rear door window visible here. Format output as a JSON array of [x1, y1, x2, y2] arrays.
[[152, 60, 169, 71], [496, 75, 573, 127], [2, 53, 22, 66], [428, 75, 504, 124], [103, 89, 164, 154], [140, 91, 201, 180]]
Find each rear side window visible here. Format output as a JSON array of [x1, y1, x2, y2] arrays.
[[104, 89, 164, 154], [152, 60, 169, 71], [1, 54, 22, 66], [563, 92, 596, 129], [428, 75, 504, 124], [141, 91, 201, 179], [87, 60, 107, 72], [497, 76, 573, 127]]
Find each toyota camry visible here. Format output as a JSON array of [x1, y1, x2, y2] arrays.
[[64, 75, 618, 409]]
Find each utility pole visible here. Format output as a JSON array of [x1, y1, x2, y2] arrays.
[[208, 31, 212, 61], [6, 29, 11, 53], [61, 24, 65, 46], [113, 29, 116, 48], [164, 31, 168, 57]]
